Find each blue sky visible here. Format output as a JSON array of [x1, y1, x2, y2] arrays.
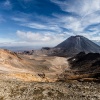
[[0, 0, 100, 48]]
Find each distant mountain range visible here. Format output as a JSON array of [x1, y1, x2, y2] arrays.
[[54, 35, 100, 56]]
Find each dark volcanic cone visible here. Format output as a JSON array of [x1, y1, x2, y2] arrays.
[[55, 35, 100, 56]]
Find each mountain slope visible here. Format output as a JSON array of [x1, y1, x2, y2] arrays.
[[0, 49, 69, 82], [55, 35, 100, 56]]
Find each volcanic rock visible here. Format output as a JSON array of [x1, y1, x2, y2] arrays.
[[55, 35, 100, 56]]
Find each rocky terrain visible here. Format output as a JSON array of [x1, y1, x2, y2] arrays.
[[0, 35, 100, 100], [69, 52, 100, 73], [0, 79, 100, 100], [0, 49, 99, 100], [58, 52, 100, 82], [0, 49, 69, 82]]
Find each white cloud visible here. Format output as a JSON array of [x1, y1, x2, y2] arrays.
[[3, 0, 12, 9], [12, 17, 28, 23], [16, 30, 68, 47], [11, 0, 100, 44], [22, 23, 62, 32], [51, 0, 100, 16], [17, 30, 52, 42], [12, 13, 62, 32], [50, 0, 100, 39]]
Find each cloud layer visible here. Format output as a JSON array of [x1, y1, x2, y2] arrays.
[[50, 0, 100, 35], [13, 0, 100, 41], [16, 30, 67, 47], [0, 0, 100, 48]]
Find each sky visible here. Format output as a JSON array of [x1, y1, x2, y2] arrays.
[[0, 0, 100, 49]]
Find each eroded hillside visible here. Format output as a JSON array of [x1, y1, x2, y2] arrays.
[[0, 49, 69, 82]]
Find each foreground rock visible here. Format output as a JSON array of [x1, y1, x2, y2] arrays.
[[0, 79, 100, 100], [0, 49, 100, 100]]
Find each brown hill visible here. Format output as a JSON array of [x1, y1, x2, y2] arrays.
[[0, 49, 69, 82]]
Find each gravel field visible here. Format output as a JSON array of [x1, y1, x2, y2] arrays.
[[0, 80, 100, 100]]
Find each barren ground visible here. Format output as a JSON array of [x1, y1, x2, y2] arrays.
[[0, 79, 100, 100], [0, 49, 100, 100], [0, 49, 69, 82]]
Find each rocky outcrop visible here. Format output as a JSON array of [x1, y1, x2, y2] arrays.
[[69, 52, 100, 73], [58, 52, 100, 82]]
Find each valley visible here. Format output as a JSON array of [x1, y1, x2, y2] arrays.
[[0, 36, 100, 100], [0, 49, 69, 82], [1, 0, 100, 99]]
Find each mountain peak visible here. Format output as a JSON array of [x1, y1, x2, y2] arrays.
[[69, 35, 84, 39], [72, 35, 83, 37], [55, 35, 100, 56]]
